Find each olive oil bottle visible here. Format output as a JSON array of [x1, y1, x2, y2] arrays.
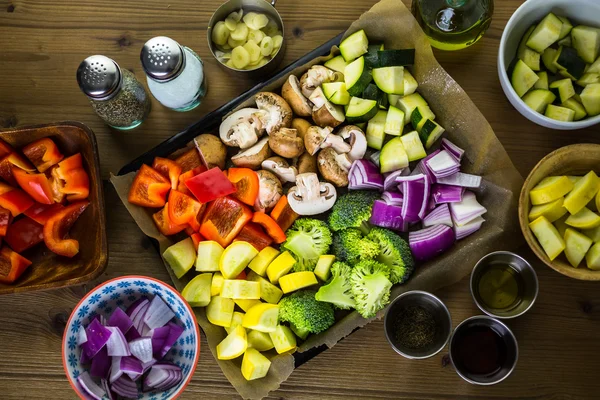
[[412, 0, 494, 51]]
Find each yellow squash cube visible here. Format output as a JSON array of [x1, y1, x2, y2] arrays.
[[269, 325, 297, 354], [585, 242, 600, 270], [221, 280, 261, 300], [211, 272, 225, 296], [528, 197, 567, 222], [234, 299, 262, 312], [582, 225, 600, 242], [241, 348, 271, 381], [216, 325, 247, 360], [565, 207, 600, 229], [554, 215, 570, 238], [564, 171, 600, 214], [279, 271, 318, 294], [314, 255, 336, 281], [266, 251, 296, 284], [248, 246, 280, 276], [163, 238, 196, 279], [225, 311, 245, 334], [529, 176, 573, 205], [529, 216, 565, 260], [181, 273, 212, 307], [195, 241, 224, 272], [220, 241, 259, 279], [242, 303, 279, 333], [247, 271, 283, 304], [206, 296, 235, 327], [247, 330, 275, 351], [564, 228, 593, 268]]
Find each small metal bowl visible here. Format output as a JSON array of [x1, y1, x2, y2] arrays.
[[449, 316, 519, 385], [384, 290, 452, 360], [207, 0, 285, 77], [470, 251, 539, 319]]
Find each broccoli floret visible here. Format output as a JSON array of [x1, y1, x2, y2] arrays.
[[278, 290, 335, 334], [350, 259, 392, 319], [328, 191, 380, 233], [282, 218, 332, 272], [332, 228, 380, 264], [367, 227, 415, 284], [315, 262, 356, 310]]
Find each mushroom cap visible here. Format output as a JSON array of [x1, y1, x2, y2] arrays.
[[255, 92, 293, 134], [296, 152, 318, 174], [231, 137, 271, 170], [261, 156, 298, 183], [268, 128, 305, 158], [299, 65, 338, 98], [281, 75, 312, 117], [321, 134, 352, 154], [304, 126, 333, 156], [312, 102, 345, 128], [255, 169, 283, 212], [194, 134, 227, 169], [291, 118, 312, 140], [337, 125, 368, 161], [318, 147, 349, 187], [287, 172, 337, 216], [219, 108, 264, 148]]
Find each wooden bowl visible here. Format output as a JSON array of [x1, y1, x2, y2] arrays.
[[519, 144, 600, 281], [0, 122, 108, 294]]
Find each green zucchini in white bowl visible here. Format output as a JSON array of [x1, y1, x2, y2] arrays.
[[499, 0, 600, 130]]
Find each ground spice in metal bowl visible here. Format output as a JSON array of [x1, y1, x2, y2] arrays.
[[392, 305, 437, 350]]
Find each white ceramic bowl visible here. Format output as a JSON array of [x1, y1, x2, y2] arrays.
[[62, 276, 200, 400], [498, 0, 600, 130]]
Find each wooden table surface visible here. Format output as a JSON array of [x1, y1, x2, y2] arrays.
[[1, 0, 599, 398]]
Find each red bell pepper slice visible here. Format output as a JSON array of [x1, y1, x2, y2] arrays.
[[12, 166, 54, 205], [22, 137, 65, 173], [227, 168, 259, 206], [24, 202, 65, 225], [270, 195, 299, 232], [185, 167, 236, 204], [43, 200, 89, 257], [177, 166, 207, 196], [152, 202, 187, 236], [199, 196, 252, 247], [0, 182, 34, 217], [167, 190, 203, 226], [0, 153, 35, 186], [233, 222, 273, 251], [236, 270, 247, 280], [252, 212, 286, 244], [190, 232, 204, 249], [0, 207, 12, 236], [5, 217, 44, 253], [175, 148, 203, 173], [152, 157, 182, 191], [51, 153, 90, 201], [0, 139, 15, 160], [128, 164, 171, 208], [0, 246, 32, 284]]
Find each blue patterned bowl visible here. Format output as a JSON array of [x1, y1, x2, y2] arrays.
[[62, 276, 200, 400]]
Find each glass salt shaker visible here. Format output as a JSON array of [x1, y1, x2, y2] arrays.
[[76, 55, 151, 130], [140, 36, 207, 112]]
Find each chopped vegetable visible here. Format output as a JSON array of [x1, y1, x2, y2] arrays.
[[0, 153, 35, 187], [199, 196, 253, 247], [423, 204, 453, 228], [383, 168, 410, 192], [24, 202, 63, 225], [248, 246, 279, 276], [564, 228, 593, 267], [0, 182, 34, 217], [206, 295, 235, 327], [162, 237, 196, 279], [529, 216, 566, 261], [252, 212, 286, 243], [381, 191, 403, 206], [185, 167, 236, 203], [167, 190, 203, 226], [350, 259, 392, 318], [247, 271, 283, 303], [4, 216, 44, 252], [51, 153, 90, 201], [367, 227, 414, 284], [278, 271, 318, 294], [0, 246, 32, 283], [409, 225, 456, 262], [348, 159, 384, 190], [435, 172, 482, 188], [328, 190, 379, 233], [431, 184, 464, 204], [242, 303, 279, 333], [269, 195, 299, 232], [152, 203, 187, 236], [152, 157, 182, 191], [43, 200, 89, 257], [195, 241, 223, 272], [127, 164, 171, 208], [269, 325, 297, 354], [397, 174, 430, 222], [454, 216, 485, 240], [233, 222, 274, 251], [449, 191, 487, 226], [227, 168, 259, 206], [221, 279, 261, 299], [332, 228, 379, 263], [219, 241, 258, 279], [175, 148, 203, 173], [315, 261, 356, 309], [241, 348, 271, 381], [281, 218, 332, 272], [266, 250, 296, 284], [278, 290, 334, 334]]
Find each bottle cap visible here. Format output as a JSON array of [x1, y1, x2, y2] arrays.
[[76, 55, 122, 100], [140, 36, 185, 81]]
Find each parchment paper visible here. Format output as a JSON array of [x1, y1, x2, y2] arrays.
[[111, 0, 524, 398]]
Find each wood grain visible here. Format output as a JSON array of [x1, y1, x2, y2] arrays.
[[1, 0, 600, 398]]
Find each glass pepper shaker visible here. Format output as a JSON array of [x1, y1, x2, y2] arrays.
[[140, 36, 207, 112], [76, 55, 151, 130]]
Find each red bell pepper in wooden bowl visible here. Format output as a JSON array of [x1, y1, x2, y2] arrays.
[[0, 122, 106, 294]]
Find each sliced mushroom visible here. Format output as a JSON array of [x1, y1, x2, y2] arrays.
[[287, 173, 337, 216], [194, 134, 226, 169], [281, 75, 312, 117], [291, 118, 312, 141], [296, 152, 318, 174], [255, 170, 283, 212], [254, 92, 293, 134], [320, 134, 351, 153], [219, 108, 266, 149], [304, 125, 333, 156], [337, 125, 368, 161], [312, 101, 345, 128], [308, 87, 328, 109], [318, 147, 350, 187], [299, 65, 341, 98], [268, 128, 304, 158], [261, 156, 298, 183], [231, 137, 271, 169]]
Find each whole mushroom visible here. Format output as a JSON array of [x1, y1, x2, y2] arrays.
[[281, 75, 312, 117], [304, 125, 333, 156], [318, 147, 351, 187], [254, 92, 293, 134], [291, 118, 312, 141], [261, 156, 298, 183], [219, 108, 265, 149], [268, 128, 305, 158], [194, 134, 226, 169], [336, 125, 368, 161], [308, 88, 345, 128], [287, 173, 337, 216], [296, 152, 318, 174], [231, 137, 271, 169], [299, 65, 342, 98], [255, 170, 283, 212]]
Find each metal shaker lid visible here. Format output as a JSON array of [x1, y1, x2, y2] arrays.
[[140, 36, 185, 81], [76, 55, 122, 100]]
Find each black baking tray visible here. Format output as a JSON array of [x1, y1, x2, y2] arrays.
[[118, 33, 347, 367]]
